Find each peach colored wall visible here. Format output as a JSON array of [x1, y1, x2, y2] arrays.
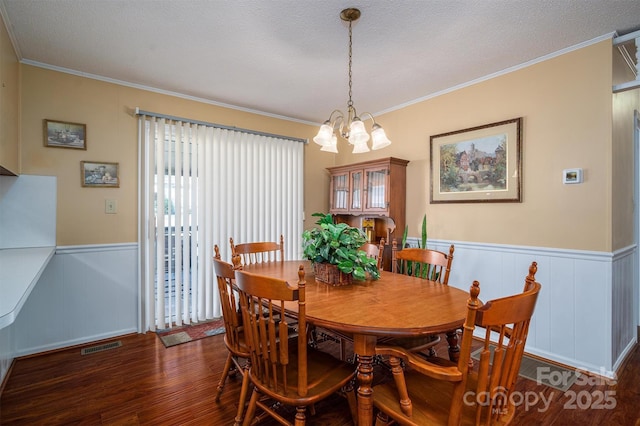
[[20, 65, 333, 245], [336, 40, 618, 251], [20, 39, 634, 252]]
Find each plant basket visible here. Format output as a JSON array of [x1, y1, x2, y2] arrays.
[[313, 263, 353, 286]]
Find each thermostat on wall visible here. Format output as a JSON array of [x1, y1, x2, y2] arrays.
[[563, 168, 583, 184]]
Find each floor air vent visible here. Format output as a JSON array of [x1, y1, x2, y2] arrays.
[[80, 340, 122, 355]]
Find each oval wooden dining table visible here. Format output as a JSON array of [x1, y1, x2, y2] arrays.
[[241, 260, 470, 426]]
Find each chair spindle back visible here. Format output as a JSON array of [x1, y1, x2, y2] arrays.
[[391, 240, 454, 284], [230, 235, 285, 268], [234, 265, 307, 396]]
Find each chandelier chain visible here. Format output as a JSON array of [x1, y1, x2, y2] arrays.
[[347, 19, 353, 110]]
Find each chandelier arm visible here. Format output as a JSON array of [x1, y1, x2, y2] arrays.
[[327, 109, 345, 125], [334, 115, 347, 139], [359, 112, 377, 126]]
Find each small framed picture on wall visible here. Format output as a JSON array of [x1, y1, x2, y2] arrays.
[[81, 161, 119, 188], [44, 119, 87, 150]]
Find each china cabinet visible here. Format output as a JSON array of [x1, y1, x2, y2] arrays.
[[327, 157, 408, 268]]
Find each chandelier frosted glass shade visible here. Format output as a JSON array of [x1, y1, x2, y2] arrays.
[[320, 134, 339, 153], [347, 119, 370, 145], [351, 141, 370, 153], [371, 124, 392, 150], [313, 122, 334, 146]]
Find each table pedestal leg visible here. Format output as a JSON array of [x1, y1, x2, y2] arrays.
[[446, 330, 460, 362], [353, 334, 377, 426]]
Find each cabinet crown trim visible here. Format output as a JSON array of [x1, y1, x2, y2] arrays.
[[327, 157, 409, 172]]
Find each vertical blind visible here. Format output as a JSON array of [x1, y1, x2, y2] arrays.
[[138, 112, 304, 331]]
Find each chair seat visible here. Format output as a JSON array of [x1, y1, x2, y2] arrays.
[[374, 367, 515, 426], [249, 347, 356, 406], [223, 332, 250, 359]]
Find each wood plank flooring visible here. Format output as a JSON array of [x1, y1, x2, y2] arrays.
[[1, 331, 639, 425]]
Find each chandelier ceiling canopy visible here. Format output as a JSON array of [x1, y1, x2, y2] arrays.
[[313, 8, 392, 154]]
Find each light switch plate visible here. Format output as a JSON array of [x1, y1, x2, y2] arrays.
[[105, 199, 117, 214]]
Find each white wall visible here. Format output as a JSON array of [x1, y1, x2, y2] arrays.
[[0, 175, 56, 248]]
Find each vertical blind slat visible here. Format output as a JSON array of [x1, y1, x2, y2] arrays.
[[174, 123, 183, 325], [156, 119, 166, 328]]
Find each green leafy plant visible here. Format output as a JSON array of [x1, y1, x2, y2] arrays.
[[302, 212, 380, 281]]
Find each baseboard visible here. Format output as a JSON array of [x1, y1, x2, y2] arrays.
[[471, 335, 576, 373], [15, 328, 138, 358]]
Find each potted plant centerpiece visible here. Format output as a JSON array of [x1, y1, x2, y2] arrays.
[[302, 212, 380, 286]]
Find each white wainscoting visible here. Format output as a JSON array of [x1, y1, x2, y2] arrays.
[[10, 243, 138, 357], [415, 238, 638, 377]]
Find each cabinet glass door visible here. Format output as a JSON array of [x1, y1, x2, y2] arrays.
[[350, 170, 363, 212], [365, 168, 388, 210], [331, 173, 349, 211]]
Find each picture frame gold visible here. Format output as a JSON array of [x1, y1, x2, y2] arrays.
[[44, 119, 87, 150], [81, 161, 119, 188], [430, 117, 522, 203]]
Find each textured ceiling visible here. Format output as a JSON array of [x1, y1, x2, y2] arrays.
[[2, 0, 639, 124]]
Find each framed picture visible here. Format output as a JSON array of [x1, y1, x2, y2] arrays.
[[430, 117, 522, 203], [81, 161, 119, 188], [44, 119, 86, 150]]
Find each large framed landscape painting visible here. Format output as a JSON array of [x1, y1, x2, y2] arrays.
[[430, 117, 522, 203]]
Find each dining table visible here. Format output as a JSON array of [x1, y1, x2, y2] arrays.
[[240, 260, 471, 426]]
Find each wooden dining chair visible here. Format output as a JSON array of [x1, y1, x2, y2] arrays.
[[230, 234, 300, 332], [384, 240, 456, 357], [360, 238, 386, 270], [234, 265, 357, 426], [373, 262, 541, 426], [229, 235, 284, 268], [391, 239, 454, 284], [213, 245, 251, 426]]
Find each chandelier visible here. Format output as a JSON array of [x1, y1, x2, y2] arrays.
[[313, 8, 392, 154]]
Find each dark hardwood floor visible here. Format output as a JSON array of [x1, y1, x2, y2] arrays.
[[1, 331, 639, 425]]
